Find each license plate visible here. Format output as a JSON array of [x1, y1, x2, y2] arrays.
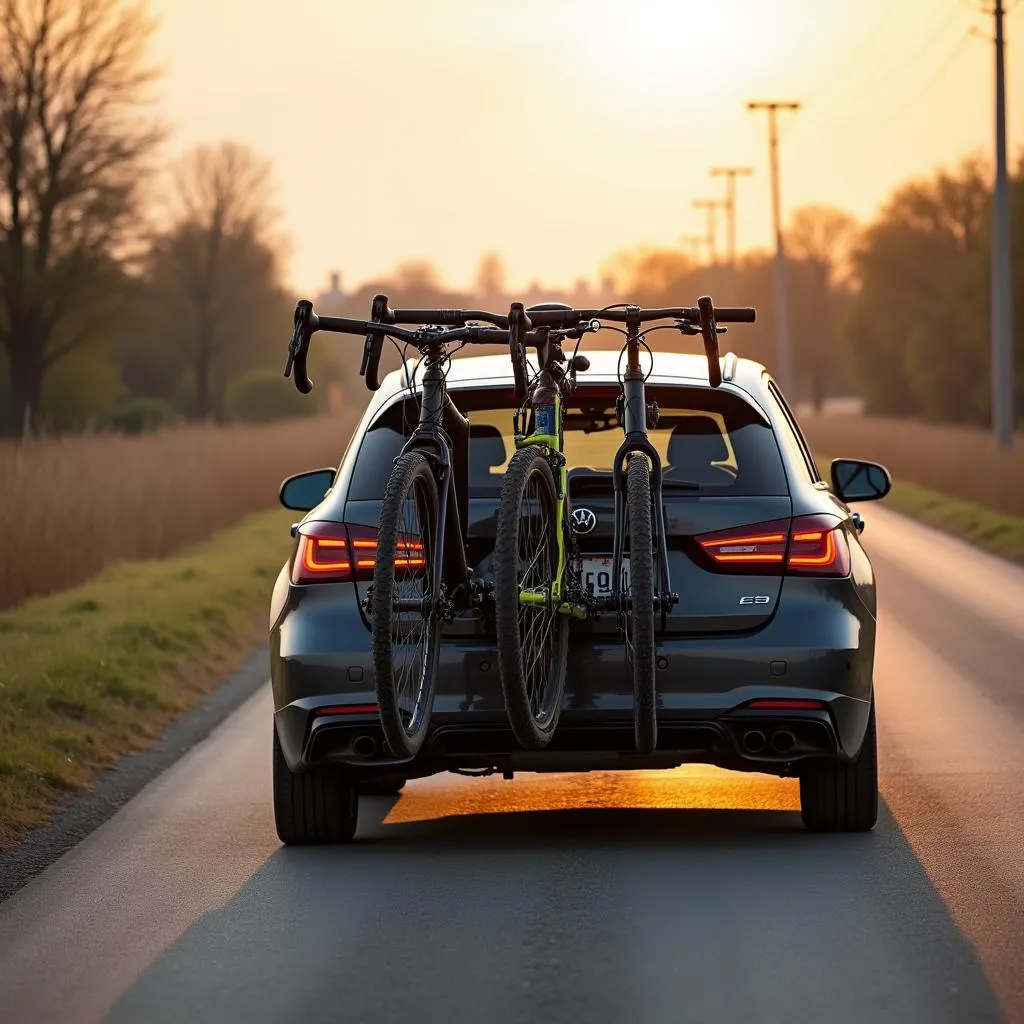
[[582, 557, 630, 598]]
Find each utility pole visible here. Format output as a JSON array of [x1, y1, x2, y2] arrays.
[[711, 166, 753, 299], [748, 101, 801, 395], [679, 234, 706, 262], [693, 198, 726, 265], [991, 0, 1014, 447], [711, 166, 754, 269]]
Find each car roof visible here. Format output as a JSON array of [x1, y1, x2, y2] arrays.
[[377, 349, 766, 397]]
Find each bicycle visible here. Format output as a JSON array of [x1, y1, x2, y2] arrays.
[[284, 295, 594, 758], [492, 302, 596, 750], [494, 297, 755, 754]]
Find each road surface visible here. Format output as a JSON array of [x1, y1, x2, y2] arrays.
[[1, 506, 1022, 1024]]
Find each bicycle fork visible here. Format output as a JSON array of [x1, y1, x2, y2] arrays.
[[612, 368, 676, 630]]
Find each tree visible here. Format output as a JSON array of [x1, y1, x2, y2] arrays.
[[389, 258, 443, 305], [0, 0, 162, 433], [845, 159, 991, 423], [787, 205, 858, 411], [144, 141, 286, 420], [473, 251, 506, 303], [602, 245, 695, 305]]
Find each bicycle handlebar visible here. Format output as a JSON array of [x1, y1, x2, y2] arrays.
[[284, 295, 756, 394]]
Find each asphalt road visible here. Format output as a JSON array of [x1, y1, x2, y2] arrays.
[[1, 506, 1022, 1024]]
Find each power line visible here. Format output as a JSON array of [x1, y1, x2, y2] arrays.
[[807, 0, 918, 111], [875, 30, 977, 123], [802, 0, 973, 125]]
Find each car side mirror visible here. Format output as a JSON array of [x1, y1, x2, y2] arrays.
[[279, 468, 336, 511], [830, 459, 892, 503]]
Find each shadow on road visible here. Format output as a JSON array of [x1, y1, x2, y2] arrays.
[[103, 799, 1003, 1024]]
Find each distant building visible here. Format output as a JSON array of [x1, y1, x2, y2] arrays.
[[317, 271, 345, 312]]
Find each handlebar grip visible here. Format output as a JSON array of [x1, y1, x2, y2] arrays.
[[360, 294, 390, 391], [285, 299, 316, 394], [697, 296, 722, 388], [508, 303, 532, 401], [711, 307, 756, 323]]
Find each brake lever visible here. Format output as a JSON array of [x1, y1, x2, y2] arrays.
[[284, 299, 316, 394]]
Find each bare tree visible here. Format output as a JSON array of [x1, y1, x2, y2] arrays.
[[473, 251, 506, 303], [787, 205, 858, 411], [146, 140, 285, 420], [787, 205, 858, 285], [0, 0, 162, 433]]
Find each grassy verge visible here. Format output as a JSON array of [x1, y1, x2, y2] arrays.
[[816, 457, 1024, 566], [878, 480, 1024, 565], [0, 508, 294, 850]]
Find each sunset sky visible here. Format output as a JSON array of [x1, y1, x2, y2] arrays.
[[150, 0, 1022, 294]]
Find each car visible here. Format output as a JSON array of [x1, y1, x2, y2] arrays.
[[269, 348, 892, 843]]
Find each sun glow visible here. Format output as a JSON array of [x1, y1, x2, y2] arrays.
[[571, 0, 769, 94]]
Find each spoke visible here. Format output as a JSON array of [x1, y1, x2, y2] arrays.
[[390, 477, 432, 734], [516, 466, 557, 722]]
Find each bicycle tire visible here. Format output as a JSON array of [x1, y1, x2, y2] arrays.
[[494, 446, 570, 749], [624, 453, 657, 754], [372, 450, 442, 758]]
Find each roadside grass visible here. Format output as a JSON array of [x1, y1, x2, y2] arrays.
[[0, 508, 294, 850], [816, 457, 1024, 566], [0, 411, 356, 611], [879, 480, 1024, 565]]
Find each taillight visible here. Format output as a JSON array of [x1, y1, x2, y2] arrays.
[[291, 522, 380, 584], [693, 514, 850, 577], [788, 515, 851, 575], [697, 518, 789, 569]]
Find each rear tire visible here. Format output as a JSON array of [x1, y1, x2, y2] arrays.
[[273, 728, 358, 845], [494, 446, 570, 750], [800, 703, 878, 832], [624, 454, 656, 755], [372, 450, 442, 759]]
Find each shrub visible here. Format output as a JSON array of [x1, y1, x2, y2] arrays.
[[99, 397, 182, 435], [226, 369, 318, 423]]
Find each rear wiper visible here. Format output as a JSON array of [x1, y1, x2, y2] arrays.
[[661, 479, 702, 491]]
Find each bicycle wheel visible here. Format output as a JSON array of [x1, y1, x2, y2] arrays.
[[494, 446, 570, 750], [372, 450, 442, 758], [624, 453, 657, 754]]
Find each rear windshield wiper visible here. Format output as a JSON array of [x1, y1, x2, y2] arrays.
[[661, 479, 703, 491]]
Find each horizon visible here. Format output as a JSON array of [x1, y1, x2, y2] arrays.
[[148, 0, 1019, 292]]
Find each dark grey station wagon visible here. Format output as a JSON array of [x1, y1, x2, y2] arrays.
[[269, 350, 892, 842]]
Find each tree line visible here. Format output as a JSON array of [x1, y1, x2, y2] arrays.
[[0, 0, 291, 434], [1, 1, 1020, 436]]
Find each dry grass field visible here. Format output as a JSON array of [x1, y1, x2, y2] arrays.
[[2, 406, 1022, 613], [800, 415, 1024, 518], [0, 413, 359, 611]]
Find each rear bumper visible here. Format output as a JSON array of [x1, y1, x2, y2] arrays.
[[271, 574, 875, 774], [274, 700, 869, 778]]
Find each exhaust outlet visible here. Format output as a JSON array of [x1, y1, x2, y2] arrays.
[[770, 730, 796, 755], [351, 734, 378, 759], [741, 730, 767, 755]]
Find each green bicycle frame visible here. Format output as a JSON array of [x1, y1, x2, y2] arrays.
[[514, 393, 588, 620]]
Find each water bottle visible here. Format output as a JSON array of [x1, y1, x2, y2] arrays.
[[533, 378, 557, 435]]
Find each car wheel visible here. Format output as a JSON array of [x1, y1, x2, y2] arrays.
[[273, 728, 358, 844], [358, 774, 407, 796], [799, 703, 878, 833]]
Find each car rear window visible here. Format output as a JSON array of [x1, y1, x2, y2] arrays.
[[346, 384, 788, 499]]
